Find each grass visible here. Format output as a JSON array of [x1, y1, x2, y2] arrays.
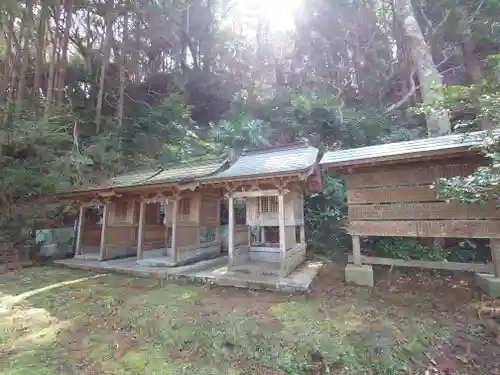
[[0, 264, 495, 375]]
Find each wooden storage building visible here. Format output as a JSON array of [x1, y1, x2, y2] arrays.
[[320, 131, 500, 294]]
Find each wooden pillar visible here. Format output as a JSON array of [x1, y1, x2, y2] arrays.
[[228, 194, 235, 270], [491, 239, 500, 277], [278, 192, 286, 278], [137, 201, 146, 260], [75, 205, 85, 256], [352, 235, 361, 265], [99, 203, 109, 261], [300, 225, 305, 246], [215, 197, 221, 241], [171, 197, 179, 261], [260, 227, 266, 244]]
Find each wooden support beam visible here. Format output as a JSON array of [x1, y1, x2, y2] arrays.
[[99, 203, 109, 261], [348, 255, 494, 273], [171, 197, 179, 260], [232, 190, 281, 198], [215, 198, 221, 241], [75, 205, 85, 256], [278, 192, 286, 278], [228, 194, 235, 270], [491, 239, 500, 277], [137, 201, 146, 260], [352, 235, 361, 265]]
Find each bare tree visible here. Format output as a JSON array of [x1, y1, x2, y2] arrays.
[[14, 0, 34, 121], [95, 0, 115, 133], [394, 0, 451, 136]]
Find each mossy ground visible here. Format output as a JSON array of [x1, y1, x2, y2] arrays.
[[0, 263, 497, 375]]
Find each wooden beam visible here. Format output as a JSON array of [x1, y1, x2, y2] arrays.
[[348, 186, 438, 204], [137, 201, 146, 260], [75, 205, 85, 256], [352, 235, 361, 265], [348, 201, 500, 220], [349, 220, 500, 238], [171, 197, 179, 260], [346, 160, 480, 188], [232, 190, 281, 198], [278, 192, 286, 278], [228, 194, 235, 270], [491, 239, 500, 277], [215, 197, 221, 241], [348, 255, 494, 273], [99, 203, 109, 261]]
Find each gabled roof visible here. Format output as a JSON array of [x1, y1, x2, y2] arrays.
[[203, 143, 319, 181], [145, 159, 227, 184], [320, 131, 487, 169]]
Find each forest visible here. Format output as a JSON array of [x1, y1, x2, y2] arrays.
[[1, 0, 500, 255]]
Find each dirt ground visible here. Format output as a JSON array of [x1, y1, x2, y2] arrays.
[[0, 263, 498, 375]]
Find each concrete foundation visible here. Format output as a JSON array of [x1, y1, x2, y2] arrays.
[[53, 257, 323, 293], [474, 273, 500, 298], [345, 264, 374, 287]]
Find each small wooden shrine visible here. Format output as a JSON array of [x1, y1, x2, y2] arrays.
[[58, 159, 226, 266], [198, 143, 322, 278]]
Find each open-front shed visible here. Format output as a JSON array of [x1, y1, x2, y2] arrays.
[[58, 159, 226, 267], [320, 131, 500, 297], [200, 143, 322, 279]]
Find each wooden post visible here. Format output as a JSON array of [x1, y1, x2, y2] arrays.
[[215, 197, 221, 241], [352, 235, 361, 265], [75, 205, 85, 256], [278, 192, 286, 278], [300, 225, 306, 246], [260, 227, 266, 244], [171, 197, 179, 261], [99, 203, 109, 261], [228, 194, 235, 270], [137, 201, 146, 260], [491, 239, 500, 277]]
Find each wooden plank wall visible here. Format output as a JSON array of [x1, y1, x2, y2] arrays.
[[81, 226, 102, 246], [346, 157, 500, 238]]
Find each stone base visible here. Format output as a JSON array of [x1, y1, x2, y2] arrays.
[[345, 264, 374, 287], [475, 273, 500, 298]]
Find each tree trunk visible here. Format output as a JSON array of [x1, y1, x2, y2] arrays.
[[117, 7, 128, 128], [395, 0, 451, 136], [56, 0, 74, 106], [33, 0, 49, 110], [14, 0, 34, 121], [1, 13, 14, 101], [95, 0, 114, 133]]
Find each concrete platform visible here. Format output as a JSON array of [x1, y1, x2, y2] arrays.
[[345, 264, 374, 287], [475, 273, 500, 298], [53, 256, 324, 293]]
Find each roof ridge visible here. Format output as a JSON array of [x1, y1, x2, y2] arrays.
[[242, 141, 311, 156]]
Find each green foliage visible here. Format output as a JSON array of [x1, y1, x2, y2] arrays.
[[305, 175, 349, 256], [374, 237, 450, 261], [433, 77, 500, 203], [0, 110, 75, 245]]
